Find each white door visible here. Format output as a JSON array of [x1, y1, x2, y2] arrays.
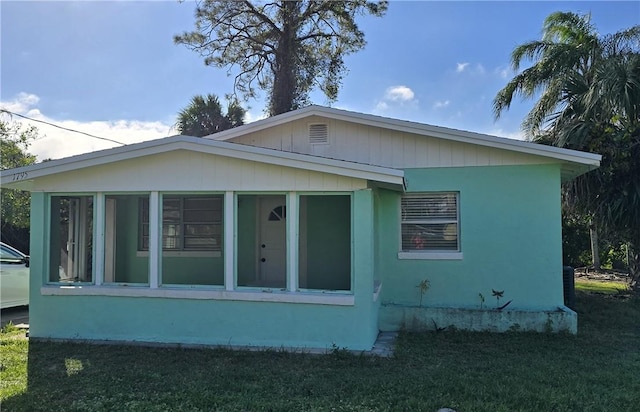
[[258, 196, 286, 288]]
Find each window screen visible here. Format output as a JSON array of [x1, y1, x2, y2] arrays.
[[140, 195, 222, 251], [401, 193, 459, 251]]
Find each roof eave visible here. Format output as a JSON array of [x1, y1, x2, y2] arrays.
[[1, 134, 405, 190], [212, 105, 602, 169]]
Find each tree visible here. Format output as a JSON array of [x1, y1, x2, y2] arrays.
[[176, 94, 246, 137], [1, 119, 39, 252], [175, 0, 387, 116], [493, 12, 640, 280]]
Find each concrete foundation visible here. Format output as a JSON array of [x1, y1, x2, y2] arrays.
[[379, 305, 577, 334]]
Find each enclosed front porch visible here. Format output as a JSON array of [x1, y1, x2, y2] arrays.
[[4, 136, 406, 349], [32, 189, 382, 349], [47, 191, 357, 293]]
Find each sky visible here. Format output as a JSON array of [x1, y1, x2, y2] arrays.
[[1, 0, 639, 161]]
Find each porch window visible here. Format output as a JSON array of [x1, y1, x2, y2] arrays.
[[104, 195, 149, 284], [298, 195, 351, 291], [401, 193, 459, 252], [48, 195, 94, 283], [140, 195, 222, 252]]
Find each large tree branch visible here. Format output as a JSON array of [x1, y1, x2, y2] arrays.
[[241, 1, 282, 35]]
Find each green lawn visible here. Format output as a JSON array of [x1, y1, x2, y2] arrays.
[[1, 290, 639, 412], [575, 278, 630, 294]]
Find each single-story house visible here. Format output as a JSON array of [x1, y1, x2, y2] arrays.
[[1, 106, 601, 350]]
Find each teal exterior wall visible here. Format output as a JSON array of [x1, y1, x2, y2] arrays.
[[351, 189, 379, 346], [27, 162, 566, 347], [28, 295, 379, 349], [29, 192, 48, 336], [376, 164, 564, 331], [28, 190, 379, 350]]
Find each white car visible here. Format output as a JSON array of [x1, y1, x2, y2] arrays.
[[1, 242, 30, 309]]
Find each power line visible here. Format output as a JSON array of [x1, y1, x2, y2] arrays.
[[0, 109, 127, 146]]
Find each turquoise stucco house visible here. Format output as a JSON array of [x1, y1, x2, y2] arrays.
[[1, 106, 600, 350]]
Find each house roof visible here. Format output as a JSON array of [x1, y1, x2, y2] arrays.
[[2, 106, 602, 191], [207, 105, 602, 177], [1, 135, 405, 191]]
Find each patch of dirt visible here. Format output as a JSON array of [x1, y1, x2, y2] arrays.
[[574, 267, 630, 282]]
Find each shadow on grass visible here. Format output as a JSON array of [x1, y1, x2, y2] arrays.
[[2, 292, 639, 411]]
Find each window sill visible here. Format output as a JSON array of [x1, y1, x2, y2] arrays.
[[136, 251, 222, 258], [40, 285, 355, 306], [397, 252, 463, 260]]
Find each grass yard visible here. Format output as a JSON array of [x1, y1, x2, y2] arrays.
[[1, 290, 639, 412], [575, 277, 630, 294]]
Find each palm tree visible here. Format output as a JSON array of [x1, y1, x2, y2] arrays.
[[493, 12, 640, 278], [494, 12, 639, 139], [176, 94, 246, 137]]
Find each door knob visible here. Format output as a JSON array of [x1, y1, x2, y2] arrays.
[[261, 244, 266, 248], [261, 258, 266, 262]]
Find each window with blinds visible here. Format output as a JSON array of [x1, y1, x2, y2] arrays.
[[140, 195, 222, 251], [401, 193, 459, 252]]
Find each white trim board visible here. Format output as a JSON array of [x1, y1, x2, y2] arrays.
[[2, 135, 404, 191], [40, 286, 355, 306]]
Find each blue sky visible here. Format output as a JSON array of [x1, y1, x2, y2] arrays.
[[2, 1, 638, 160]]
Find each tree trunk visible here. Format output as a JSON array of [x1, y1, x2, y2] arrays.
[[270, 1, 299, 116], [589, 220, 600, 271], [629, 243, 640, 291]]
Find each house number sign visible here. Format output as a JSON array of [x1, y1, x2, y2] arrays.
[[11, 172, 28, 181]]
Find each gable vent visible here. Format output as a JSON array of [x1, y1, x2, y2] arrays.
[[308, 123, 328, 144]]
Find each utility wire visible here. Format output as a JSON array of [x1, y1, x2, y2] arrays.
[[1, 109, 127, 146]]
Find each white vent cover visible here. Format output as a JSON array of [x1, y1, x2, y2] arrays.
[[308, 123, 328, 144]]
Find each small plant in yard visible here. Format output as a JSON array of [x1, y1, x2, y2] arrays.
[[491, 289, 504, 306], [329, 342, 353, 359], [478, 293, 485, 309], [491, 289, 513, 310], [417, 279, 431, 307]]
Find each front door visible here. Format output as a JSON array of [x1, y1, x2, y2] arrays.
[[258, 196, 286, 288]]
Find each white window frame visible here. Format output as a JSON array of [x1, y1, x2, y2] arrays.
[[398, 192, 463, 260], [42, 191, 356, 306], [139, 194, 223, 255], [46, 193, 97, 284]]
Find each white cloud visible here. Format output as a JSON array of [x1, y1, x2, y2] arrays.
[[1, 93, 173, 161], [487, 128, 526, 141], [457, 62, 486, 75], [495, 66, 511, 79], [384, 86, 415, 102], [374, 101, 389, 112], [373, 85, 418, 115], [456, 62, 470, 73], [243, 108, 268, 124], [433, 100, 450, 109], [2, 92, 40, 113]]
